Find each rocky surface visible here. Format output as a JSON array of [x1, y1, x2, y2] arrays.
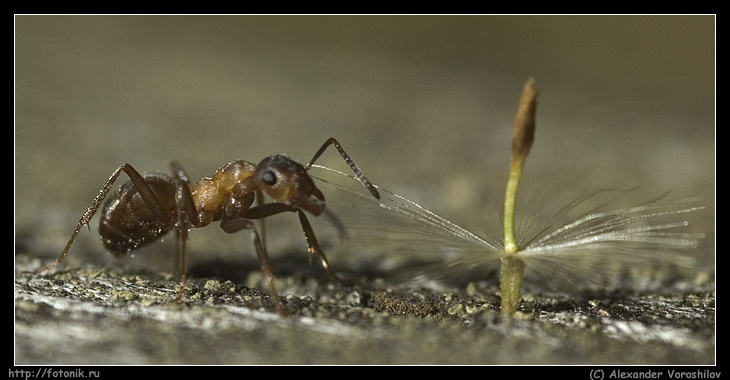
[[14, 252, 714, 365]]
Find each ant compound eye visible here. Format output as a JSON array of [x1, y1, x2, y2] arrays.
[[261, 170, 277, 186]]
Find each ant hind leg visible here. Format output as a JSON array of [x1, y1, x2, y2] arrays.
[[32, 163, 171, 275]]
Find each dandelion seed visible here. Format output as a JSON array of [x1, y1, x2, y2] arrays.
[[312, 165, 703, 311], [310, 79, 705, 315]]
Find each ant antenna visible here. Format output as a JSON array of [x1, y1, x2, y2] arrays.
[[307, 137, 381, 200]]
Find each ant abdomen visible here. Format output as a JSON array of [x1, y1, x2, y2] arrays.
[[99, 173, 177, 256]]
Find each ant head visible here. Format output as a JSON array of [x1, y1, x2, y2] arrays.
[[254, 155, 325, 215]]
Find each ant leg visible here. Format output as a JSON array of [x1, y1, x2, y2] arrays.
[[174, 226, 190, 302], [321, 208, 348, 241], [169, 161, 191, 183], [241, 202, 295, 219], [168, 162, 201, 301], [306, 137, 380, 200], [173, 228, 183, 290], [33, 164, 172, 274], [219, 218, 287, 316], [296, 209, 346, 283], [255, 188, 267, 249], [242, 203, 346, 283]]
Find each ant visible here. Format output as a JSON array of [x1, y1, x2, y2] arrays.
[[33, 137, 380, 316]]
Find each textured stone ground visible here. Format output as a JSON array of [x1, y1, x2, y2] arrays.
[[14, 252, 715, 365]]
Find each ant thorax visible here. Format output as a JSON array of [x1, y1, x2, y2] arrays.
[[191, 160, 258, 226]]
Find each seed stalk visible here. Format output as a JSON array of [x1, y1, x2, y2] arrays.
[[500, 78, 538, 314]]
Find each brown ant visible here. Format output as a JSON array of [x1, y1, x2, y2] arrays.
[[33, 137, 380, 316]]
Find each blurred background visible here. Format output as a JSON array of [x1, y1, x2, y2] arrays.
[[15, 15, 714, 278]]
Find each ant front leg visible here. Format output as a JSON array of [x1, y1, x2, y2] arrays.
[[243, 203, 346, 283], [296, 208, 346, 283], [219, 218, 286, 316]]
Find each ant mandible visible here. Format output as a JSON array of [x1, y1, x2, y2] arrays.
[[35, 137, 380, 316]]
